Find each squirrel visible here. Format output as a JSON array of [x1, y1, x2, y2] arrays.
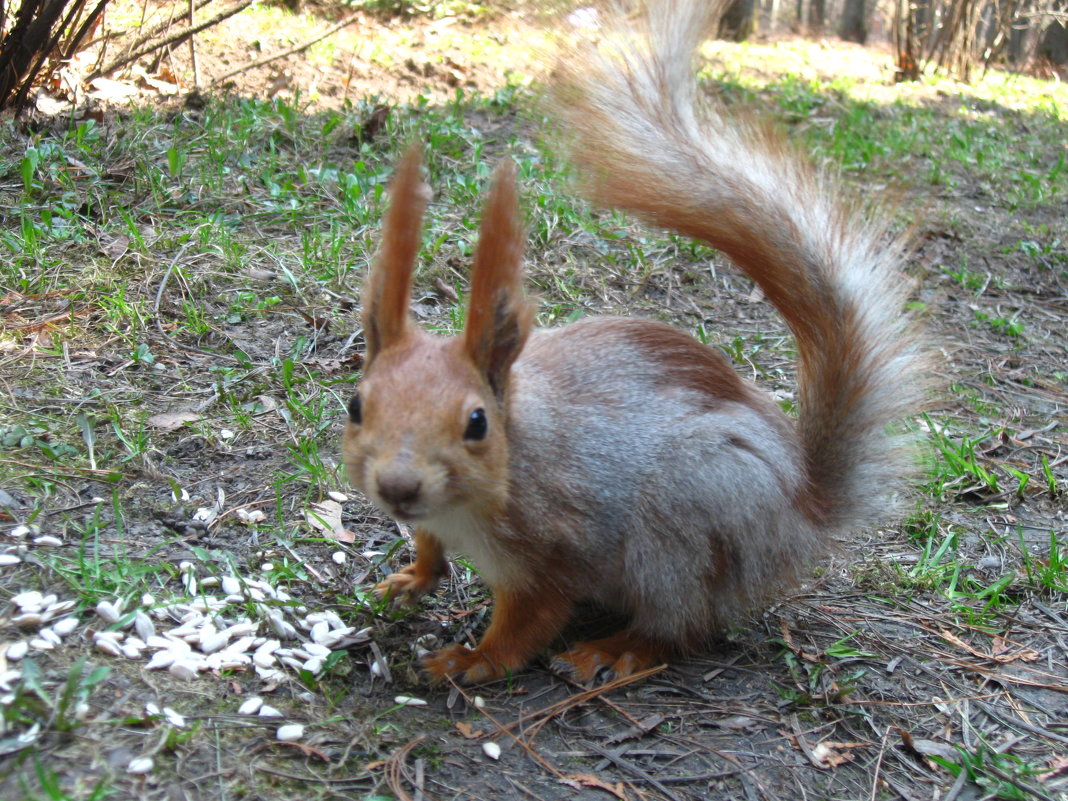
[[342, 0, 923, 685]]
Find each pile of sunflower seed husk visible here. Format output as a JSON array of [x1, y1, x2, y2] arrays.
[[91, 560, 373, 681], [2, 555, 373, 708]]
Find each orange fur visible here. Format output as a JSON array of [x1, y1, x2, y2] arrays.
[[552, 632, 669, 684], [362, 145, 429, 364], [424, 581, 575, 684], [375, 528, 447, 604]]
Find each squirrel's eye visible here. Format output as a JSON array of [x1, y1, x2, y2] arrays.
[[464, 408, 488, 441], [348, 394, 362, 424]]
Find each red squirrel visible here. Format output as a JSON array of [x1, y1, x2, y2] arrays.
[[343, 0, 923, 684]]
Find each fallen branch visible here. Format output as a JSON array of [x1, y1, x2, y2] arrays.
[[88, 0, 253, 79]]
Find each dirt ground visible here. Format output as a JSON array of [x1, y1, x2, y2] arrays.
[[1, 2, 1066, 800]]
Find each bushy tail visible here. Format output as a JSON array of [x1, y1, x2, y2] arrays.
[[551, 0, 924, 530]]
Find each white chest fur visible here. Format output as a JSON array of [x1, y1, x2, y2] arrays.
[[422, 506, 518, 588]]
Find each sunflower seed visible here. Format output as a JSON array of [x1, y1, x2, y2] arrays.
[[302, 656, 325, 674], [134, 611, 156, 640], [144, 651, 175, 670], [95, 638, 122, 657], [46, 600, 76, 616], [276, 723, 304, 741], [127, 757, 154, 774], [95, 600, 122, 624], [199, 631, 229, 654], [168, 660, 199, 681], [309, 621, 330, 644], [11, 590, 43, 609]]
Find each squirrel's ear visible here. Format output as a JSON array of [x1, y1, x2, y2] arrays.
[[363, 145, 430, 366], [464, 159, 533, 400]]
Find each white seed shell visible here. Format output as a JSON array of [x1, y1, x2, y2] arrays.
[[276, 724, 304, 742], [168, 660, 199, 681], [127, 757, 154, 774], [144, 651, 175, 670], [11, 590, 43, 609], [95, 600, 121, 624], [95, 638, 122, 657], [52, 617, 79, 636], [134, 611, 156, 640]]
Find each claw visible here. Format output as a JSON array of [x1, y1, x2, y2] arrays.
[[422, 644, 506, 684], [374, 562, 440, 605]]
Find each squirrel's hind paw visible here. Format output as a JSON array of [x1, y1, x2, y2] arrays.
[[551, 634, 664, 684]]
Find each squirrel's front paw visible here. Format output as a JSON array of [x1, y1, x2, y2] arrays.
[[422, 644, 506, 685], [374, 563, 439, 605]]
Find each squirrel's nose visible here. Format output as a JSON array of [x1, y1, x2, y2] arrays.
[[376, 470, 422, 508]]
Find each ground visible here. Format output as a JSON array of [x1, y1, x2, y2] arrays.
[[0, 2, 1066, 800]]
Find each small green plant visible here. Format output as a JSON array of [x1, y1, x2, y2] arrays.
[[16, 658, 111, 734], [924, 415, 1001, 497], [38, 493, 171, 602], [1018, 528, 1068, 593], [20, 757, 114, 801], [943, 263, 989, 293], [972, 308, 1026, 338], [926, 742, 1048, 800], [1040, 454, 1062, 496]]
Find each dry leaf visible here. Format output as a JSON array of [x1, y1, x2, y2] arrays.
[[1040, 756, 1068, 781], [147, 411, 201, 431], [606, 713, 665, 743], [563, 773, 627, 800], [717, 714, 760, 731], [810, 740, 860, 769], [455, 721, 483, 739], [903, 737, 959, 762], [941, 628, 1040, 663], [305, 500, 355, 543]]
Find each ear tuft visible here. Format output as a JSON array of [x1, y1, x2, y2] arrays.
[[363, 145, 431, 365], [464, 160, 533, 399]]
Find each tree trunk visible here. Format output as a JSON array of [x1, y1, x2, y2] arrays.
[[809, 0, 826, 32], [1038, 18, 1068, 64], [720, 0, 758, 40], [840, 0, 868, 42]]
